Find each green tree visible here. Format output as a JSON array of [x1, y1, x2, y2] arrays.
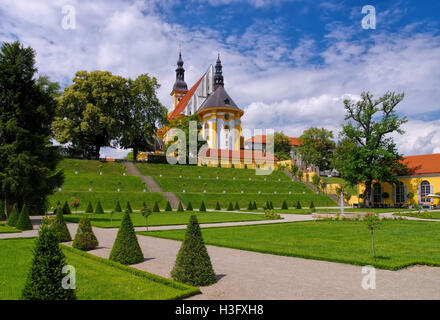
[[125, 201, 133, 213], [141, 205, 152, 231], [235, 202, 240, 210], [72, 215, 98, 251], [215, 201, 221, 210], [109, 212, 144, 264], [62, 201, 71, 215], [85, 201, 94, 213], [165, 201, 172, 212], [153, 201, 160, 212], [291, 164, 299, 177], [0, 42, 64, 215], [118, 74, 167, 162], [0, 200, 6, 220], [199, 201, 206, 212], [171, 215, 216, 286], [7, 204, 19, 226], [334, 92, 407, 207], [22, 218, 76, 300], [296, 201, 302, 209], [312, 174, 322, 191], [272, 131, 292, 160], [247, 201, 253, 210], [309, 201, 315, 209], [114, 201, 122, 213], [363, 212, 381, 261], [297, 127, 336, 170], [95, 201, 104, 214], [227, 202, 234, 211], [52, 205, 72, 242], [282, 200, 288, 210], [253, 201, 257, 210], [177, 201, 184, 212], [186, 201, 193, 211], [16, 204, 33, 230]]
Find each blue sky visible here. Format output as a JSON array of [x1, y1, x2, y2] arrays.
[[1, 0, 440, 157]]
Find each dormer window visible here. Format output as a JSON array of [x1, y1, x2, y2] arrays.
[[224, 98, 230, 105]]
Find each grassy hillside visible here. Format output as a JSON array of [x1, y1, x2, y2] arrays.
[[136, 163, 336, 208], [48, 159, 167, 211]]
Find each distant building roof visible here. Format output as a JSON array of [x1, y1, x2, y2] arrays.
[[402, 153, 440, 176], [245, 135, 303, 146]]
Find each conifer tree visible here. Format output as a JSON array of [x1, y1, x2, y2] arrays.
[[247, 201, 253, 210], [114, 201, 122, 212], [253, 201, 257, 210], [177, 201, 184, 212], [86, 201, 94, 213], [227, 202, 234, 211], [72, 215, 98, 251], [215, 201, 221, 210], [186, 201, 193, 211], [125, 201, 133, 213], [282, 200, 288, 210], [165, 201, 172, 211], [16, 204, 33, 230], [109, 212, 144, 264], [235, 202, 240, 210], [52, 205, 72, 242], [309, 201, 315, 209], [62, 201, 71, 215], [95, 200, 104, 214], [0, 200, 6, 221], [22, 218, 76, 300], [265, 200, 270, 210], [296, 200, 302, 209], [199, 201, 206, 212], [153, 201, 160, 212], [171, 215, 216, 286], [7, 204, 19, 226], [270, 201, 274, 210]]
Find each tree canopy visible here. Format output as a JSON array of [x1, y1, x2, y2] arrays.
[[297, 127, 335, 170], [273, 131, 291, 160]]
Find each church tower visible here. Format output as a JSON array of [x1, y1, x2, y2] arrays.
[[170, 50, 188, 110]]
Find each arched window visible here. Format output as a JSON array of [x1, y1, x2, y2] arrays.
[[204, 123, 209, 140], [373, 183, 382, 203], [421, 181, 431, 203], [395, 182, 405, 203]]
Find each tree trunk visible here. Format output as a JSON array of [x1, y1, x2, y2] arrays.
[[95, 145, 100, 160], [133, 147, 138, 163], [365, 181, 372, 207]]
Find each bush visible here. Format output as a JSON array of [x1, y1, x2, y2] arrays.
[[296, 201, 302, 209], [0, 200, 5, 221], [171, 215, 216, 286], [235, 202, 240, 210], [7, 204, 19, 227], [125, 201, 133, 213], [109, 212, 144, 265], [199, 201, 206, 212], [227, 202, 234, 211], [177, 201, 184, 212], [114, 201, 122, 213], [72, 215, 98, 251], [95, 201, 104, 214], [22, 218, 76, 300], [153, 201, 160, 212], [62, 201, 71, 215], [86, 201, 94, 214], [264, 210, 281, 220], [215, 201, 221, 210], [186, 202, 193, 211], [309, 201, 315, 209], [247, 201, 253, 210], [16, 204, 33, 230], [165, 201, 172, 212], [52, 205, 72, 242], [281, 200, 288, 210]]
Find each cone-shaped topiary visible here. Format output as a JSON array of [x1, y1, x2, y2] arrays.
[[52, 205, 72, 242], [186, 202, 193, 211], [62, 201, 71, 215], [109, 212, 144, 265], [86, 201, 94, 213], [309, 201, 315, 209], [0, 200, 6, 221], [282, 200, 288, 210], [227, 202, 234, 211], [235, 202, 240, 210], [171, 215, 216, 286], [153, 201, 160, 212], [265, 200, 270, 209], [7, 204, 19, 227], [296, 200, 302, 209], [177, 201, 184, 212], [215, 201, 221, 210], [247, 201, 253, 210], [16, 204, 33, 230], [165, 201, 172, 212], [114, 201, 122, 212], [95, 201, 104, 214], [199, 201, 206, 212], [125, 201, 133, 213], [72, 215, 98, 251], [270, 201, 274, 210], [22, 218, 76, 300], [253, 201, 257, 210]]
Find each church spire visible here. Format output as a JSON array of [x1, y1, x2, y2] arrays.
[[172, 48, 188, 92], [214, 51, 224, 90]]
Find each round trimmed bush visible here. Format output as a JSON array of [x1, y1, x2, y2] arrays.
[[72, 215, 98, 251], [16, 204, 33, 230]]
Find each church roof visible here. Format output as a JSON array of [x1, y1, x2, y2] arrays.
[[168, 74, 204, 120], [198, 86, 242, 113]]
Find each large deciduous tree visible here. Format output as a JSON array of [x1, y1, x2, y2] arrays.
[[273, 131, 291, 160], [0, 41, 64, 215], [297, 127, 335, 170], [334, 92, 407, 207]]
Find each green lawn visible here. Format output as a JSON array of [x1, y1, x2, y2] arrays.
[[140, 220, 440, 270], [393, 211, 440, 220], [0, 224, 20, 233], [0, 238, 199, 300], [64, 211, 274, 228], [135, 163, 336, 208], [245, 208, 418, 214]]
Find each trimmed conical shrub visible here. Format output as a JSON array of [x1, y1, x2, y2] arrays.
[[95, 201, 104, 214], [7, 204, 19, 227], [296, 200, 302, 209], [86, 201, 94, 213], [265, 200, 270, 209], [247, 201, 253, 210], [22, 218, 76, 300], [253, 201, 257, 210], [16, 204, 33, 230], [177, 201, 184, 212], [199, 201, 206, 212], [114, 201, 122, 212], [309, 201, 315, 209], [72, 215, 98, 251], [165, 201, 172, 212], [215, 201, 221, 210], [62, 201, 71, 215], [125, 201, 133, 213], [235, 202, 240, 210], [282, 200, 288, 210], [171, 215, 216, 286], [186, 202, 193, 211], [227, 202, 234, 211], [153, 201, 160, 212], [109, 212, 143, 265], [0, 200, 6, 221], [269, 201, 274, 210], [52, 205, 72, 242]]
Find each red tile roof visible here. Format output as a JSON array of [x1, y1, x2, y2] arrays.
[[402, 153, 440, 176], [245, 135, 303, 146], [168, 75, 204, 120], [201, 148, 278, 161]]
